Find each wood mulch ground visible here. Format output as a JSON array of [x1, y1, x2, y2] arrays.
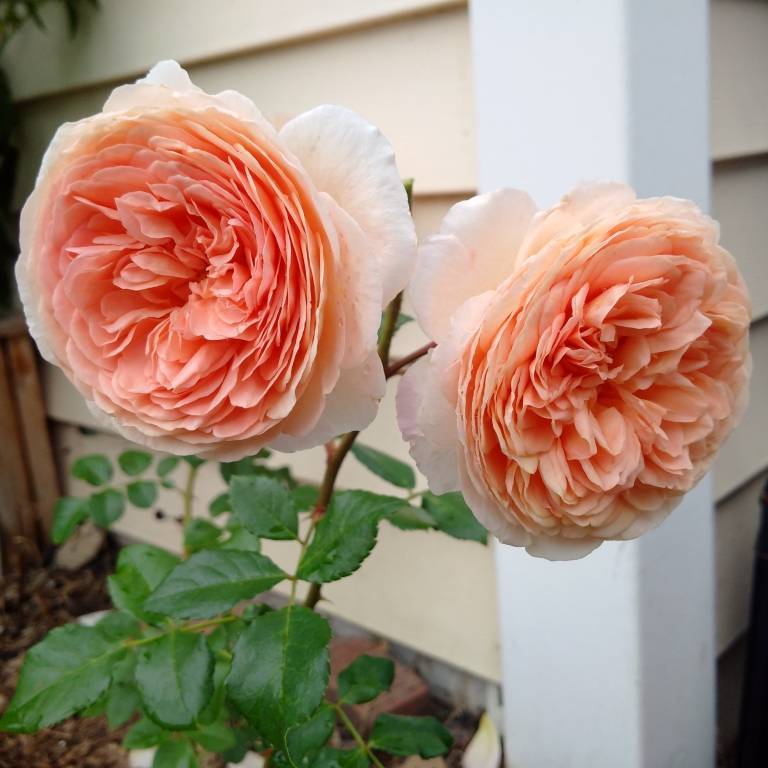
[[0, 543, 130, 768]]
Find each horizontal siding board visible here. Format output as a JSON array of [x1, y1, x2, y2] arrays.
[[13, 9, 475, 205], [6, 0, 465, 102], [714, 318, 768, 500], [716, 471, 765, 652], [713, 156, 768, 321], [711, 0, 768, 160]]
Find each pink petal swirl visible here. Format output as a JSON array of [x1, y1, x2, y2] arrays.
[[18, 61, 415, 459], [398, 184, 751, 559]]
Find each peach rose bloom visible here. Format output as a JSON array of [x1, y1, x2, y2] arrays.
[[17, 61, 415, 458], [398, 184, 750, 559]]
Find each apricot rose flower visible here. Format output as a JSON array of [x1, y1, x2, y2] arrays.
[[17, 61, 414, 458], [398, 184, 750, 559]]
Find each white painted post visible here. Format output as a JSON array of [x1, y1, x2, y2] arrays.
[[468, 1, 714, 766]]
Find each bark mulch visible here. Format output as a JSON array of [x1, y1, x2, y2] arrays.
[[0, 544, 130, 768]]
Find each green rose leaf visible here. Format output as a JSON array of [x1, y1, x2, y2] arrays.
[[209, 492, 231, 516], [106, 682, 141, 728], [144, 549, 286, 619], [71, 454, 113, 486], [219, 525, 261, 552], [190, 720, 237, 752], [313, 748, 369, 768], [108, 544, 180, 623], [230, 475, 298, 540], [422, 492, 487, 544], [182, 456, 205, 469], [350, 443, 416, 489], [95, 611, 141, 642], [291, 485, 319, 512], [118, 450, 153, 476], [370, 713, 453, 758], [227, 605, 331, 748], [338, 654, 395, 704], [123, 715, 170, 748], [183, 518, 223, 553], [285, 704, 336, 766], [384, 503, 435, 531], [219, 455, 267, 483], [297, 491, 404, 583], [127, 480, 158, 509], [153, 738, 199, 768], [51, 496, 90, 544], [157, 456, 180, 477], [0, 624, 126, 732], [135, 630, 213, 729], [89, 488, 125, 527]]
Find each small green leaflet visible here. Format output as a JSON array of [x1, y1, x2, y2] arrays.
[[157, 456, 180, 477], [106, 683, 140, 728], [209, 492, 231, 516], [230, 475, 298, 540], [190, 720, 237, 752], [51, 496, 90, 544], [118, 450, 152, 476], [422, 492, 487, 544], [219, 525, 261, 552], [71, 454, 112, 486], [369, 713, 453, 758], [227, 605, 331, 748], [0, 624, 126, 732], [122, 715, 169, 749], [350, 443, 415, 489], [144, 549, 286, 619], [127, 480, 158, 508], [183, 518, 223, 553], [135, 631, 213, 729], [312, 748, 369, 768], [338, 654, 394, 704], [297, 491, 405, 583], [107, 544, 180, 623], [89, 488, 125, 527], [285, 704, 336, 766], [153, 739, 200, 768]]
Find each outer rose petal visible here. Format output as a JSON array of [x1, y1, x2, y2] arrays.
[[280, 105, 415, 304], [272, 350, 386, 452], [409, 190, 536, 342], [396, 355, 460, 494]]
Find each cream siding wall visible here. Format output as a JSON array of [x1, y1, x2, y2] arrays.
[[8, 0, 766, 677], [711, 0, 768, 653]]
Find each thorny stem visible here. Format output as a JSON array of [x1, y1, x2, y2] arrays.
[[377, 292, 403, 370], [181, 462, 200, 557], [303, 182, 415, 610], [385, 341, 435, 378], [331, 702, 386, 768]]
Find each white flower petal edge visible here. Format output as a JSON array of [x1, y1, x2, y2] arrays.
[[280, 104, 416, 305], [408, 189, 536, 343], [272, 350, 386, 452]]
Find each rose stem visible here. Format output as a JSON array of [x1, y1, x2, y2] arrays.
[[304, 181, 415, 611], [181, 461, 200, 558], [385, 341, 435, 378]]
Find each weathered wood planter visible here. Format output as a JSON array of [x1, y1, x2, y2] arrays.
[[0, 316, 60, 574]]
